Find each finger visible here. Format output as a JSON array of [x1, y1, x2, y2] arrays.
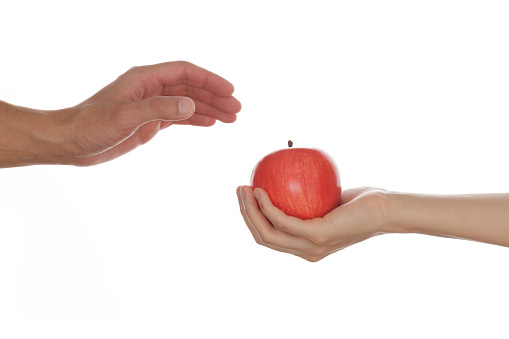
[[121, 96, 195, 128], [163, 83, 242, 111], [171, 113, 216, 127], [193, 98, 237, 123], [253, 188, 332, 246], [237, 186, 313, 252], [236, 186, 262, 242], [139, 61, 236, 97], [237, 187, 341, 262], [237, 186, 289, 253]]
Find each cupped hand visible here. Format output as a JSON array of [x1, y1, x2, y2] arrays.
[[236, 186, 390, 262], [51, 61, 241, 166]]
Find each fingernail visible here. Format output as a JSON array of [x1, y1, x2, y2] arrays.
[[253, 189, 260, 200], [178, 98, 194, 117]]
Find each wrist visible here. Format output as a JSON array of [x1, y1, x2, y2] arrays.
[[355, 188, 400, 236], [0, 101, 69, 167], [381, 191, 417, 234], [383, 191, 437, 235]]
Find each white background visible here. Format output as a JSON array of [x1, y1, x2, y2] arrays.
[[1, 0, 508, 338]]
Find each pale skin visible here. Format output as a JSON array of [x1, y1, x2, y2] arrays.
[[0, 61, 241, 168], [236, 186, 509, 262]]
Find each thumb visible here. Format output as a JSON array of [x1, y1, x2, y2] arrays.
[[123, 96, 195, 127]]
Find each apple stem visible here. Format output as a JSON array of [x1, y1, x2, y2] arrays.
[[288, 140, 293, 148]]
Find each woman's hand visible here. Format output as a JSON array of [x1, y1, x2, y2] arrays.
[[237, 185, 509, 261], [236, 186, 390, 262]]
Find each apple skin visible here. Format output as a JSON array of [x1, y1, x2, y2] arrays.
[[250, 147, 341, 220]]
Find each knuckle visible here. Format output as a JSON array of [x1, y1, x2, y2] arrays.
[[258, 232, 270, 245], [176, 60, 192, 67], [310, 234, 330, 247], [271, 221, 285, 231], [304, 255, 322, 263], [257, 200, 268, 214], [122, 65, 142, 79], [306, 246, 328, 258], [177, 61, 192, 83], [148, 97, 166, 116], [307, 219, 330, 246]]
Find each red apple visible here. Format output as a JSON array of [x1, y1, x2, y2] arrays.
[[250, 141, 341, 220]]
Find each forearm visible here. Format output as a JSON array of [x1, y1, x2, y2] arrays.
[[386, 192, 509, 247], [0, 101, 66, 167]]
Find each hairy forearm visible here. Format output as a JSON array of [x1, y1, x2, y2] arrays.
[[386, 192, 509, 247], [0, 101, 66, 167]]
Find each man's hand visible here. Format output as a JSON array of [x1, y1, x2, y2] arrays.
[[0, 61, 241, 167], [54, 61, 241, 166]]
